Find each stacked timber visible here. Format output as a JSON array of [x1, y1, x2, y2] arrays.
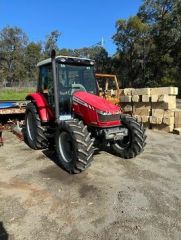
[[120, 87, 181, 134]]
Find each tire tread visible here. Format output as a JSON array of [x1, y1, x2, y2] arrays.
[[111, 114, 146, 159]]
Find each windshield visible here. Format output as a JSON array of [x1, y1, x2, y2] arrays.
[[58, 64, 97, 95], [57, 63, 97, 117]]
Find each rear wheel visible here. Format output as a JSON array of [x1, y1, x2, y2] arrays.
[[56, 119, 94, 174], [25, 102, 48, 149], [110, 114, 146, 158]]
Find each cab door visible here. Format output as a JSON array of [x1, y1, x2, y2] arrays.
[[38, 64, 54, 106]]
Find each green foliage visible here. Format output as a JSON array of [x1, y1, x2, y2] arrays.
[[1, 1, 181, 96], [25, 42, 42, 81], [0, 26, 28, 84], [113, 16, 150, 87], [0, 26, 109, 88], [44, 30, 61, 57], [113, 0, 181, 92], [74, 46, 109, 72], [58, 48, 75, 56]]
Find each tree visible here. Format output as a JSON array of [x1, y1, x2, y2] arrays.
[[113, 16, 150, 87], [44, 30, 61, 57], [59, 46, 110, 73], [24, 42, 42, 84], [0, 26, 28, 85], [73, 46, 110, 73], [88, 46, 110, 73], [59, 48, 75, 56], [113, 0, 181, 90], [137, 0, 181, 86]]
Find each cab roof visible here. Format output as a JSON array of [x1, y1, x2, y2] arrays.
[[37, 55, 94, 67]]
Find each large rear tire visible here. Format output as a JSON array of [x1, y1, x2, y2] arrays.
[[55, 119, 94, 174], [25, 102, 48, 149], [110, 114, 146, 158]]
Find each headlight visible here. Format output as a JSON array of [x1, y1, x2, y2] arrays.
[[96, 110, 121, 122], [96, 110, 121, 115], [96, 110, 112, 115]]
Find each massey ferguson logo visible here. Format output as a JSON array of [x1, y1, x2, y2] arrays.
[[73, 96, 94, 110]]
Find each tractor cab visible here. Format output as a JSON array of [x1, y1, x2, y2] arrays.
[[37, 56, 98, 120]]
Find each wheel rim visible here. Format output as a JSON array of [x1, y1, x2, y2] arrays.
[[27, 112, 36, 141], [58, 131, 74, 163], [115, 130, 131, 150]]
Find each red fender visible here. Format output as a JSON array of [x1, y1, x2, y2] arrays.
[[26, 93, 55, 122]]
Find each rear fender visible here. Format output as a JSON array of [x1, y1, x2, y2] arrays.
[[26, 93, 54, 122]]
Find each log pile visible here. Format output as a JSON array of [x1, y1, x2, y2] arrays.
[[120, 87, 181, 134]]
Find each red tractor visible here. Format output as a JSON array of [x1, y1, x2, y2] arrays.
[[25, 50, 146, 174]]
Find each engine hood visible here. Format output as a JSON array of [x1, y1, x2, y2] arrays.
[[73, 91, 120, 113]]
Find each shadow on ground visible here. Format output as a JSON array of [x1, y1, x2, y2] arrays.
[[42, 148, 102, 174], [0, 222, 8, 240]]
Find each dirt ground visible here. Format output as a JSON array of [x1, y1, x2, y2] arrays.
[[0, 130, 181, 240]]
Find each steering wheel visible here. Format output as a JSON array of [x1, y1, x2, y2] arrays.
[[70, 83, 86, 94]]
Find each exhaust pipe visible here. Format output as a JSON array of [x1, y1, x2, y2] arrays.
[[51, 49, 60, 121]]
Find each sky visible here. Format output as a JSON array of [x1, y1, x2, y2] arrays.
[[0, 0, 142, 55]]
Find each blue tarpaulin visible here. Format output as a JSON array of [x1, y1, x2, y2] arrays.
[[0, 102, 16, 109]]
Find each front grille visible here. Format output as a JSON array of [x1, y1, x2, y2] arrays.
[[98, 113, 120, 122]]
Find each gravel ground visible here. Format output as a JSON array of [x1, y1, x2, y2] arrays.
[[0, 130, 181, 240]]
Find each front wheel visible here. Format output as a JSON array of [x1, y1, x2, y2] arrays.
[[25, 102, 48, 149], [55, 119, 94, 174], [110, 115, 146, 158]]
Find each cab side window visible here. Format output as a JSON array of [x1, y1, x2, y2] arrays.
[[39, 65, 53, 105], [39, 65, 53, 92]]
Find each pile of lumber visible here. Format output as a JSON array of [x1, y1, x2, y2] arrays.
[[120, 87, 181, 134]]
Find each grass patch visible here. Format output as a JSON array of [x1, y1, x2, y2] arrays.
[[0, 88, 36, 100]]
